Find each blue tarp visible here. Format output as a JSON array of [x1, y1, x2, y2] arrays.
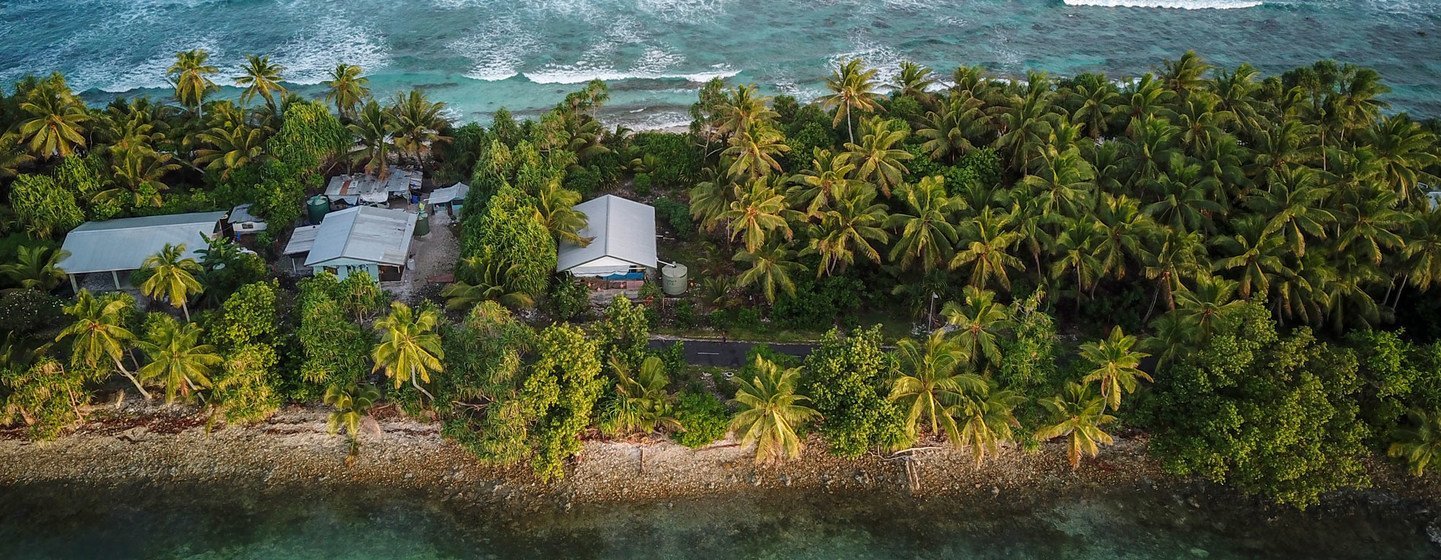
[[602, 271, 645, 281]]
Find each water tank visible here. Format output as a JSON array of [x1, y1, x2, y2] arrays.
[[306, 196, 331, 224], [661, 263, 688, 296], [413, 204, 430, 237]]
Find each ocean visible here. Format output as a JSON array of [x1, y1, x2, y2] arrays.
[[0, 480, 1435, 559], [0, 0, 1438, 128]]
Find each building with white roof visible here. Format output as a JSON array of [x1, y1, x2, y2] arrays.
[[57, 211, 226, 291], [282, 206, 416, 281], [557, 195, 658, 279]]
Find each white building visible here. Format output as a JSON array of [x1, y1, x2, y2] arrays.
[[282, 206, 416, 281], [557, 195, 657, 280], [227, 203, 267, 237], [56, 211, 226, 291]]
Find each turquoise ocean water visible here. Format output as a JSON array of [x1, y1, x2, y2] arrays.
[[1, 0, 1438, 127]]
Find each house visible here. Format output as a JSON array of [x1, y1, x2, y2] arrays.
[[426, 182, 469, 217], [56, 211, 226, 291], [282, 206, 416, 282], [226, 203, 266, 237], [557, 195, 657, 285], [324, 169, 421, 206]]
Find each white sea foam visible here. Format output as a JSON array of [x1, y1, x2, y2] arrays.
[[523, 65, 739, 84], [451, 17, 538, 82], [1062, 0, 1262, 9], [270, 16, 393, 85]]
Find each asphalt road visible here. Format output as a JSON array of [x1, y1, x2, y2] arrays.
[[647, 338, 816, 368]]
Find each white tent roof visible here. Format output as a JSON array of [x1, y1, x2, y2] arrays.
[[557, 195, 657, 272], [57, 212, 226, 274], [427, 183, 469, 205], [304, 206, 417, 267]]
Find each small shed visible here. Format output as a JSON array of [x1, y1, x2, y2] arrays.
[[57, 211, 226, 291], [324, 169, 421, 206], [302, 206, 417, 282], [227, 203, 266, 237], [426, 182, 470, 217], [557, 195, 657, 281]]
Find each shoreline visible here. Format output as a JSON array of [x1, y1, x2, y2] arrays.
[[3, 405, 1437, 516]]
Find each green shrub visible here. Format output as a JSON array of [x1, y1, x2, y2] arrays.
[[673, 391, 730, 448]]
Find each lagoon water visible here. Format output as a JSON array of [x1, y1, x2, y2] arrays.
[[0, 481, 1435, 559], [0, 0, 1438, 127]]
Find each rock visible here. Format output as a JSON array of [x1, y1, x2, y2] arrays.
[[1188, 547, 1209, 558], [1425, 516, 1441, 545]]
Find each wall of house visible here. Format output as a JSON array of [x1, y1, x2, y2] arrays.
[[310, 258, 380, 282]]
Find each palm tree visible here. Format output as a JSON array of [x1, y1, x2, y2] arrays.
[[388, 89, 449, 169], [1161, 50, 1210, 100], [995, 81, 1057, 173], [787, 149, 857, 216], [371, 302, 445, 402], [602, 356, 680, 436], [723, 125, 789, 181], [17, 78, 91, 159], [1389, 409, 1441, 477], [1336, 191, 1408, 266], [193, 124, 265, 178], [1080, 326, 1151, 411], [136, 315, 221, 403], [804, 183, 890, 276], [953, 386, 1025, 466], [889, 331, 984, 440], [0, 132, 37, 178], [1248, 167, 1334, 256], [349, 100, 393, 178], [1020, 147, 1096, 218], [729, 355, 818, 464], [1035, 383, 1116, 470], [234, 54, 287, 111], [55, 290, 150, 399], [167, 49, 219, 120], [942, 286, 1011, 367], [841, 117, 913, 197], [441, 256, 536, 310], [949, 207, 1024, 291], [893, 61, 937, 105], [324, 63, 370, 120], [139, 243, 203, 322], [917, 95, 985, 163], [106, 146, 180, 208], [1212, 216, 1286, 300], [1071, 80, 1119, 139], [724, 177, 794, 253], [0, 246, 69, 292], [887, 176, 961, 273], [1050, 219, 1105, 313], [1363, 115, 1438, 206], [820, 58, 883, 143], [1174, 275, 1245, 340], [534, 179, 590, 246], [325, 383, 381, 453], [1140, 228, 1205, 314], [716, 84, 778, 138], [688, 172, 732, 233], [734, 243, 805, 305]]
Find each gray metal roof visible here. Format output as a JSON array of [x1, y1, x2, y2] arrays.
[[229, 203, 263, 224], [57, 212, 226, 274], [304, 206, 417, 267], [426, 183, 469, 205], [282, 225, 320, 256], [557, 195, 657, 271]]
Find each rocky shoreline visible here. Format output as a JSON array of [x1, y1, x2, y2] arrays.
[[1, 403, 1436, 518]]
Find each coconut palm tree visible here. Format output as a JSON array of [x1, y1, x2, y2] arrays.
[[1019, 147, 1096, 218], [949, 207, 1024, 291], [0, 132, 37, 178], [1050, 218, 1105, 313], [1335, 191, 1408, 266], [889, 331, 983, 441], [841, 117, 912, 197], [371, 302, 445, 402], [1035, 383, 1116, 470], [734, 243, 804, 305], [1162, 50, 1211, 100], [953, 386, 1024, 465], [324, 63, 370, 120], [105, 146, 180, 208], [729, 355, 818, 464], [803, 183, 889, 276], [1071, 79, 1119, 139], [787, 148, 857, 217], [820, 58, 883, 143], [441, 255, 536, 310], [942, 286, 1011, 368], [996, 81, 1057, 173], [688, 172, 732, 233], [1247, 167, 1334, 257], [602, 355, 680, 436], [55, 290, 150, 399], [917, 95, 985, 163], [387, 89, 449, 170], [723, 125, 789, 181], [1140, 228, 1206, 314], [1079, 326, 1151, 411], [349, 99, 393, 178], [716, 84, 778, 138], [136, 315, 221, 403], [887, 176, 961, 273], [1363, 114, 1438, 206], [167, 49, 219, 120], [17, 77, 90, 159], [193, 124, 265, 178], [534, 179, 590, 246], [139, 243, 203, 322], [234, 54, 287, 111], [724, 177, 794, 253], [1389, 409, 1441, 477], [325, 383, 381, 453], [1174, 274, 1245, 340], [894, 61, 937, 106], [0, 246, 69, 292]]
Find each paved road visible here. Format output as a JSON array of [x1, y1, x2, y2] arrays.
[[647, 338, 816, 368]]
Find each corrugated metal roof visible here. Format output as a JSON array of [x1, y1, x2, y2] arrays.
[[282, 225, 320, 255], [57, 212, 226, 274], [229, 203, 263, 224], [304, 206, 417, 267], [557, 195, 657, 272], [427, 183, 469, 205]]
